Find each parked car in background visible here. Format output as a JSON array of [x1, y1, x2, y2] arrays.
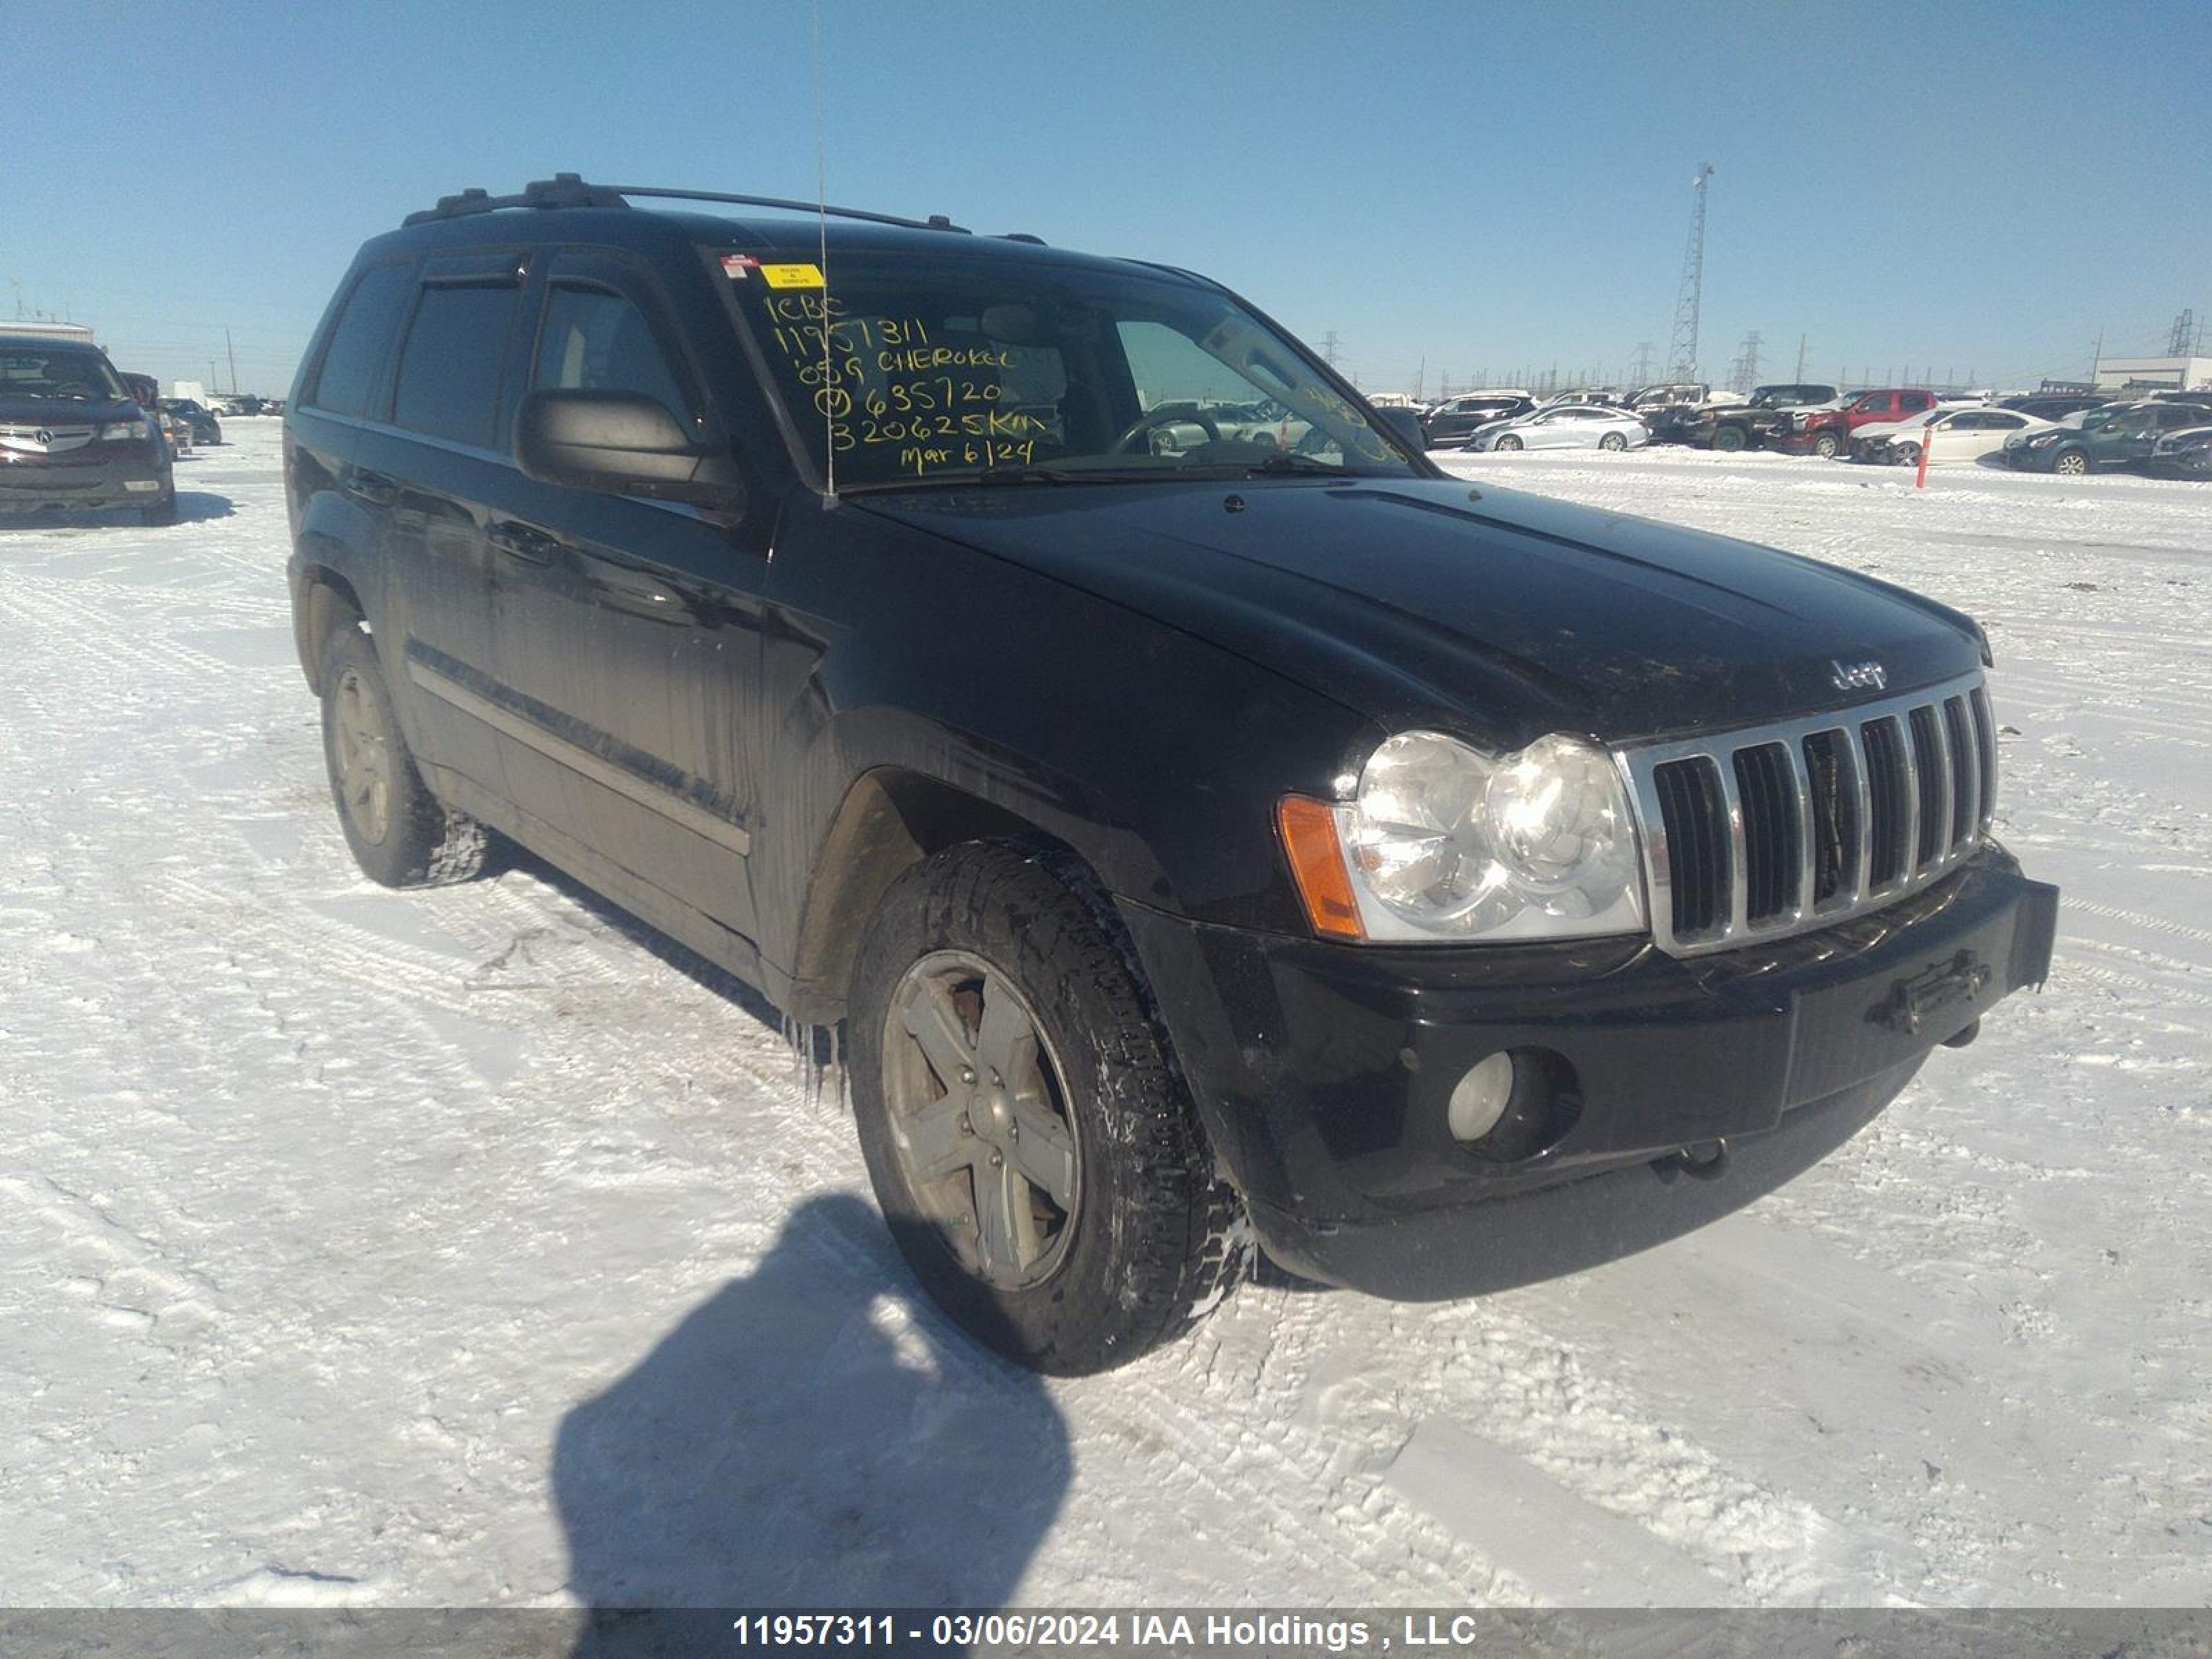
[[1689, 384, 1841, 451], [0, 332, 176, 523], [1421, 390, 1537, 448], [2005, 400, 2212, 474], [1465, 404, 1649, 452], [162, 397, 224, 447], [2146, 421, 2212, 480], [1851, 406, 2055, 466], [1778, 388, 1940, 459], [2000, 394, 2106, 423]]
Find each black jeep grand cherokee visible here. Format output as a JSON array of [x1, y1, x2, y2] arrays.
[[285, 177, 2056, 1373]]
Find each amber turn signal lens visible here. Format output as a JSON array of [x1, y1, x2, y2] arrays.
[[1277, 795, 1365, 941]]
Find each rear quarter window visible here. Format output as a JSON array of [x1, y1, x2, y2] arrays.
[[308, 263, 413, 418]]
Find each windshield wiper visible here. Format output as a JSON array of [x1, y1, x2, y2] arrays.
[[843, 465, 1172, 494], [1244, 453, 1350, 477]]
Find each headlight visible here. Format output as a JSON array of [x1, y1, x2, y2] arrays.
[[2024, 431, 2059, 447], [97, 418, 148, 441], [1283, 731, 1647, 943]]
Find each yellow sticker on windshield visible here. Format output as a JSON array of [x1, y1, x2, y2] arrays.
[[760, 263, 826, 289]]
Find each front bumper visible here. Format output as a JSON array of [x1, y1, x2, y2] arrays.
[[0, 447, 171, 512], [1120, 848, 2056, 1300]]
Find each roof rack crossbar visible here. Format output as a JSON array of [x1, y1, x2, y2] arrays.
[[401, 174, 970, 235]]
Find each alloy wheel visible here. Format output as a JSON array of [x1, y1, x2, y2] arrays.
[[331, 666, 393, 845], [882, 950, 1082, 1289]]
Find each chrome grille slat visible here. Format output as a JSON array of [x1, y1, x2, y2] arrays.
[[1717, 752, 1750, 938], [1969, 686, 1998, 834], [1841, 722, 1873, 905], [1944, 695, 1978, 852], [1616, 671, 1995, 958], [1782, 737, 1817, 921]]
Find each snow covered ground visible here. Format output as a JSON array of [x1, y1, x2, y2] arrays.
[[2, 420, 2208, 1611]]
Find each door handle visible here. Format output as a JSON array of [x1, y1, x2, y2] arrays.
[[345, 468, 396, 505], [486, 521, 560, 565]]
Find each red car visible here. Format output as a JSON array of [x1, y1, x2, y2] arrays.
[[1777, 388, 1940, 459]]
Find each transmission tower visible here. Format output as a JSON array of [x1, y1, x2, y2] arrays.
[[1320, 330, 1341, 366], [2168, 309, 2196, 357], [1727, 330, 1763, 394], [1667, 164, 1715, 380], [1628, 340, 1656, 385]]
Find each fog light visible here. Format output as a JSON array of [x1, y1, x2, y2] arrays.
[[1447, 1051, 1516, 1143], [122, 479, 160, 493]]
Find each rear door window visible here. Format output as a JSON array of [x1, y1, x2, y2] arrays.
[[391, 283, 520, 447], [309, 262, 413, 418]]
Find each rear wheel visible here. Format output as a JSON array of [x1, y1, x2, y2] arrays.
[[1599, 431, 1627, 452], [850, 842, 1243, 1374], [319, 622, 489, 888], [2052, 448, 2089, 476], [140, 489, 178, 527]]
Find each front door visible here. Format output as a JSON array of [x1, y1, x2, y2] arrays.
[[485, 251, 771, 942]]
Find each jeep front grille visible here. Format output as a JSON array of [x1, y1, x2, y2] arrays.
[[1616, 671, 1995, 957]]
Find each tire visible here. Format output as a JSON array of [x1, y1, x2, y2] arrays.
[[849, 841, 1244, 1374], [1712, 425, 1747, 452], [1494, 433, 1523, 451], [1599, 431, 1627, 452], [1812, 431, 1841, 460], [2052, 449, 2088, 476], [318, 621, 490, 888], [1893, 442, 1920, 467], [141, 490, 178, 527]]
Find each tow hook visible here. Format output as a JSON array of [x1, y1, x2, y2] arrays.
[[1871, 950, 1991, 1036], [1653, 1140, 1730, 1184]]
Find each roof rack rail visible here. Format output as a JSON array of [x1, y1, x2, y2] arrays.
[[402, 173, 971, 235]]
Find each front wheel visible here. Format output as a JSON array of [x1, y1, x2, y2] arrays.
[[2051, 449, 2089, 476], [1893, 442, 1921, 467], [1598, 431, 1627, 452], [1712, 425, 1747, 452], [850, 842, 1244, 1374], [1812, 431, 1841, 460], [1494, 433, 1523, 451]]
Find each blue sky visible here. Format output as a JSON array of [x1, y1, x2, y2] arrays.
[[9, 2, 2207, 395]]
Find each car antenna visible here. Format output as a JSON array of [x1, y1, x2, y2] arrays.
[[811, 0, 837, 501]]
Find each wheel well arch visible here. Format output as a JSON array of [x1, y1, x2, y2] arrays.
[[785, 767, 1094, 1025], [293, 547, 368, 695]]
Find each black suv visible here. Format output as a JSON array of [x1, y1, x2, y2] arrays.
[[1693, 384, 1840, 452], [1, 332, 176, 523], [1419, 391, 1537, 448], [285, 178, 2057, 1372]]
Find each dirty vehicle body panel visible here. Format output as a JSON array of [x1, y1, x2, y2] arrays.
[[285, 182, 2056, 1307]]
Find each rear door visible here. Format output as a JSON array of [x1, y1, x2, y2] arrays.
[[356, 250, 529, 795], [485, 248, 770, 941]]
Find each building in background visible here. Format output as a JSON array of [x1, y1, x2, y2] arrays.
[[2092, 356, 2212, 393]]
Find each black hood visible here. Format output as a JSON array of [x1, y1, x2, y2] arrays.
[[859, 476, 1985, 747], [0, 394, 142, 427]]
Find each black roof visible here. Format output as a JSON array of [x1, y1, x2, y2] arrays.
[[368, 174, 1177, 287]]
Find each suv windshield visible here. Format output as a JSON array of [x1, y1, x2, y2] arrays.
[[716, 247, 1414, 490], [0, 344, 129, 403]]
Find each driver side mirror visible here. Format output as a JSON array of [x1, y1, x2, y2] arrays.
[[516, 389, 746, 516], [1377, 406, 1426, 452]]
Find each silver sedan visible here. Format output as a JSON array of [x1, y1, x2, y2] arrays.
[[1463, 404, 1650, 453]]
